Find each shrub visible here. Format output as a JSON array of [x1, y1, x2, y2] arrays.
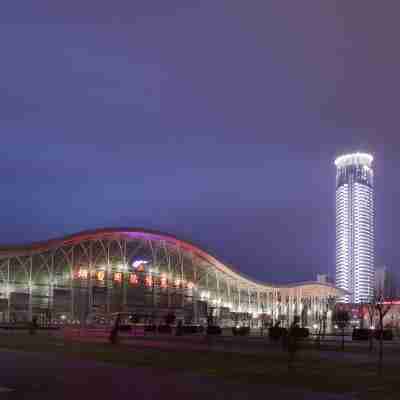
[[292, 326, 309, 339], [182, 325, 202, 334], [374, 329, 393, 341], [206, 325, 222, 335], [164, 313, 176, 326], [232, 326, 250, 336], [144, 325, 157, 332], [158, 325, 172, 334], [352, 328, 370, 341], [269, 326, 287, 341]]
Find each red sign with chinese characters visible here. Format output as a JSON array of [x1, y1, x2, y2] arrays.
[[114, 272, 123, 283], [77, 268, 88, 279], [96, 271, 105, 282], [129, 273, 138, 285], [145, 275, 153, 287]]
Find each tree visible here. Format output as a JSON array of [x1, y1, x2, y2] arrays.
[[365, 302, 376, 352], [365, 287, 395, 374], [355, 302, 377, 352], [374, 294, 393, 375], [332, 308, 351, 350]]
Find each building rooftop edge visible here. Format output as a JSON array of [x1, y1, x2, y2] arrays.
[[0, 227, 347, 296], [334, 153, 373, 168]]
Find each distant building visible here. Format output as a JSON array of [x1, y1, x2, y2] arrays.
[[375, 265, 397, 298], [335, 153, 375, 303], [375, 266, 387, 296], [317, 274, 333, 285]]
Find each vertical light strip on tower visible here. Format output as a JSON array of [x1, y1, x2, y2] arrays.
[[335, 153, 374, 303]]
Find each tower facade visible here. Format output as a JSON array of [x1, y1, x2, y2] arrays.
[[335, 153, 375, 303]]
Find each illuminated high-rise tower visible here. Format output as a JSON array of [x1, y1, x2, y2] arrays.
[[335, 153, 375, 303]]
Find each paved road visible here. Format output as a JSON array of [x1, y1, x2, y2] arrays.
[[0, 349, 353, 400]]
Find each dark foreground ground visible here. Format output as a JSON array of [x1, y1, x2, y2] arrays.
[[0, 332, 399, 400], [0, 349, 350, 400]]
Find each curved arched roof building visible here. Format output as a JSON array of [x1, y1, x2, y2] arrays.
[[0, 228, 345, 327]]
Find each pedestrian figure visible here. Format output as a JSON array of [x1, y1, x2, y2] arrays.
[[109, 313, 121, 345], [176, 320, 183, 336], [287, 321, 299, 370], [29, 316, 38, 335]]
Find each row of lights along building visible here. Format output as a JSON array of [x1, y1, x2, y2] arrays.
[[0, 229, 344, 326]]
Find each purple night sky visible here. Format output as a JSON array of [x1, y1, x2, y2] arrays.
[[0, 1, 399, 284]]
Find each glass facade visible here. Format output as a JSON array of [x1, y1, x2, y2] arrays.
[[335, 153, 374, 303]]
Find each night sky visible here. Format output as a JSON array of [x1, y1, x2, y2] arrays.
[[1, 2, 399, 284]]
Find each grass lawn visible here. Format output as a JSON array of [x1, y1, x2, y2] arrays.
[[0, 332, 399, 399]]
